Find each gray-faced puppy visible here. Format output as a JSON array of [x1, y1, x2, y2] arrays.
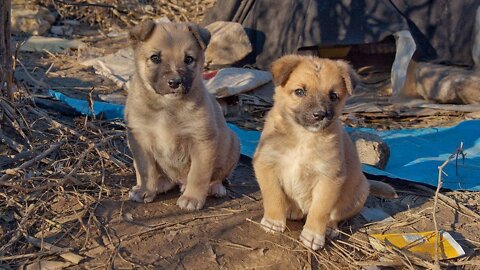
[[125, 20, 240, 210], [253, 55, 397, 250]]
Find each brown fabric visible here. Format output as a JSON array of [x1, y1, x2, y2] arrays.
[[202, 0, 479, 69]]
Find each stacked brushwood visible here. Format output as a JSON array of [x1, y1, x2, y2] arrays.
[[0, 95, 133, 268]]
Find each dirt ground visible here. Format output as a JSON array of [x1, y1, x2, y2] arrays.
[[51, 162, 480, 270], [1, 5, 480, 270]]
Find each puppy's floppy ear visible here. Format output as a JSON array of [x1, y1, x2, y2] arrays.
[[187, 23, 211, 50], [335, 60, 360, 95], [271, 55, 303, 87], [129, 19, 156, 43]]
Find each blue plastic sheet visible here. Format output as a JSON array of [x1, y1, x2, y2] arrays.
[[352, 124, 480, 191], [49, 90, 480, 191], [49, 90, 125, 120]]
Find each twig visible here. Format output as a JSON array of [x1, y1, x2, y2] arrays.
[[0, 149, 35, 168], [25, 235, 84, 265], [0, 129, 25, 152], [211, 239, 255, 251], [0, 140, 65, 183], [27, 107, 87, 141], [15, 59, 49, 89], [432, 142, 464, 269], [0, 251, 54, 261]]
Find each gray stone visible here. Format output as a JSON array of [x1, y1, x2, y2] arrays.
[[349, 131, 390, 169], [205, 21, 252, 66]]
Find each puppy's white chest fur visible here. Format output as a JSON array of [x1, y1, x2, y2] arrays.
[[279, 142, 330, 213], [130, 111, 192, 181]]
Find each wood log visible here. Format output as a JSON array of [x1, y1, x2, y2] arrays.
[[0, 0, 14, 99]]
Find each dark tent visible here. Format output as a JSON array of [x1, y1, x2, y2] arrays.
[[202, 0, 480, 69]]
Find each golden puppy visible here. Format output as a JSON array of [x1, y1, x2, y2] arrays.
[[253, 55, 397, 250], [125, 20, 240, 210]]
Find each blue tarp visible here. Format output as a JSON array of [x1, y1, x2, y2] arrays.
[[48, 90, 480, 191]]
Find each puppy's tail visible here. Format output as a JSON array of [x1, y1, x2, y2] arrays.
[[368, 180, 398, 199]]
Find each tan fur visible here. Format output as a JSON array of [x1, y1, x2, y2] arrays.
[[125, 21, 240, 210], [253, 55, 396, 250]]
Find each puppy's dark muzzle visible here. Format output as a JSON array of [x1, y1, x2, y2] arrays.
[[167, 77, 190, 95], [312, 110, 334, 121], [167, 78, 182, 89]]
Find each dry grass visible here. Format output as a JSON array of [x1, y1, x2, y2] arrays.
[[36, 0, 217, 28]]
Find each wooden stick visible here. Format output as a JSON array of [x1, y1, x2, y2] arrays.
[[0, 129, 25, 152], [0, 0, 14, 99]]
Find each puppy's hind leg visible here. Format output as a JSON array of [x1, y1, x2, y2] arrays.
[[207, 152, 238, 198], [287, 199, 304, 221], [208, 181, 227, 197], [128, 131, 175, 203], [327, 178, 370, 239]]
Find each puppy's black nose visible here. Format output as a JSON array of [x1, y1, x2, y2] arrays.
[[312, 111, 326, 120], [167, 78, 182, 89]]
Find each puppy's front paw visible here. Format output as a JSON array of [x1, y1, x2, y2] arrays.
[[208, 183, 227, 197], [129, 186, 156, 203], [176, 195, 205, 210], [300, 228, 325, 250], [260, 217, 286, 233]]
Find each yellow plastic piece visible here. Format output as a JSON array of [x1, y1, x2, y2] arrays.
[[369, 231, 465, 260]]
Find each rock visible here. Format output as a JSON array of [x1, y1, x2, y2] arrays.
[[205, 21, 252, 67], [349, 131, 390, 169], [11, 6, 55, 35]]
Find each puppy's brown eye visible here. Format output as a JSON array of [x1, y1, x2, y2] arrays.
[[150, 54, 161, 64], [294, 88, 306, 97], [184, 55, 194, 64], [329, 91, 338, 101]]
